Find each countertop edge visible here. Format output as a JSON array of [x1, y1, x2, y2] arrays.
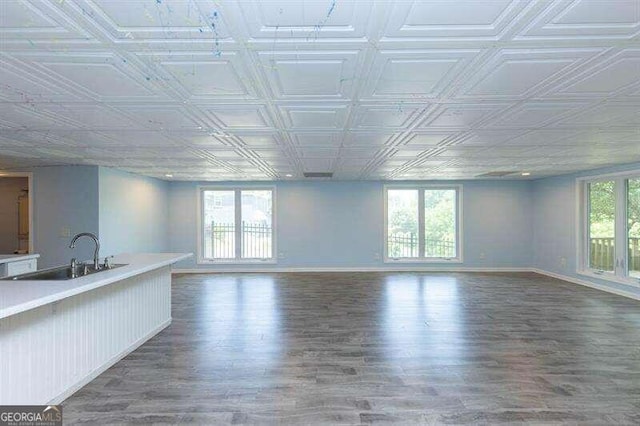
[[0, 253, 192, 320], [0, 254, 40, 265]]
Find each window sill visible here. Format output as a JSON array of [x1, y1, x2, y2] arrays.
[[197, 259, 277, 266], [577, 270, 640, 288], [384, 258, 463, 264]]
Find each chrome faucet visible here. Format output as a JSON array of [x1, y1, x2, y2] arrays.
[[69, 232, 101, 270]]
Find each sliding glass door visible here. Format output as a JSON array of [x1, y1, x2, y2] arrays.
[[628, 178, 640, 278], [581, 174, 640, 284]]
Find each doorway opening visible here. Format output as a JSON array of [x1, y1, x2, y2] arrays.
[[0, 173, 33, 254]]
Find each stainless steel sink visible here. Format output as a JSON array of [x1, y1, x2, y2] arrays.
[[2, 264, 127, 281]]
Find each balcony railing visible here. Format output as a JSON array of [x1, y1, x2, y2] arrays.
[[589, 237, 640, 272], [205, 222, 272, 259], [387, 233, 456, 258]]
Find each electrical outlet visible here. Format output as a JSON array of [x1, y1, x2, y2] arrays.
[[60, 227, 71, 238], [278, 252, 285, 259], [560, 257, 567, 267], [479, 252, 485, 260], [374, 252, 381, 260]]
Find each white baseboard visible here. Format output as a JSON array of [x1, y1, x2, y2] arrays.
[[531, 268, 640, 301], [173, 266, 532, 274], [48, 318, 172, 405]]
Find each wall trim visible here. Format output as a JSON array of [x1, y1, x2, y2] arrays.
[[531, 268, 640, 301], [173, 266, 532, 274], [48, 318, 171, 405]]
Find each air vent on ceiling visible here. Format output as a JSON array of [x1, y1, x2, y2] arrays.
[[475, 171, 519, 178], [303, 172, 333, 178]]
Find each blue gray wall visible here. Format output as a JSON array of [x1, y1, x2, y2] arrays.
[[31, 166, 100, 268], [26, 165, 169, 268], [532, 162, 640, 299], [169, 180, 533, 270], [98, 168, 170, 256]]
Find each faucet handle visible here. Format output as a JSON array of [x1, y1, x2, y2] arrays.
[[103, 255, 115, 269]]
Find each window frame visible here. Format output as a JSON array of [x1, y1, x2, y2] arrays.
[[577, 171, 640, 287], [383, 184, 463, 263], [197, 185, 277, 265]]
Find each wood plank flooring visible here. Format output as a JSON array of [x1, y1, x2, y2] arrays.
[[62, 272, 640, 425]]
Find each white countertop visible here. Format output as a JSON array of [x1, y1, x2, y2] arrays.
[[0, 253, 192, 320], [0, 254, 40, 265]]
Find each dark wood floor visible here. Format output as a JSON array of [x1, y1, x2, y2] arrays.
[[62, 272, 640, 425]]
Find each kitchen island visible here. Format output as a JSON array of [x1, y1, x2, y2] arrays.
[[0, 252, 191, 405]]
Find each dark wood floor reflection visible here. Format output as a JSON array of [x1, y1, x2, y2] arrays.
[[63, 272, 640, 424]]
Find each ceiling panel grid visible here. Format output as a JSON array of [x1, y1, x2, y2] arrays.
[[0, 0, 639, 181]]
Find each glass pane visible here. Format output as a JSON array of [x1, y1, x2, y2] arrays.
[[424, 189, 457, 258], [588, 181, 615, 272], [628, 178, 640, 278], [203, 190, 235, 259], [387, 190, 419, 258], [241, 190, 273, 259]]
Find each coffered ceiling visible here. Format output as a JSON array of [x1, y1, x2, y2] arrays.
[[0, 0, 639, 181]]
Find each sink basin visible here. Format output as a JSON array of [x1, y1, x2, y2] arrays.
[[2, 263, 127, 281]]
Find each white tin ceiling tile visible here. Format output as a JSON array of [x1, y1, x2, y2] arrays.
[[555, 103, 640, 127], [151, 51, 257, 99], [418, 103, 506, 129], [336, 158, 371, 167], [90, 130, 182, 147], [352, 104, 424, 129], [0, 0, 93, 41], [256, 50, 362, 99], [551, 49, 640, 98], [0, 103, 78, 129], [458, 48, 606, 99], [299, 150, 339, 162], [383, 0, 529, 40], [0, 58, 82, 102], [292, 132, 342, 147], [36, 104, 144, 130], [516, 0, 640, 40], [251, 148, 288, 160], [12, 53, 158, 100], [79, 0, 233, 42], [362, 49, 480, 99], [115, 105, 205, 130], [501, 128, 588, 147], [343, 132, 398, 147], [279, 104, 349, 129], [402, 132, 453, 147], [236, 0, 373, 40], [234, 134, 282, 147], [202, 105, 273, 129], [167, 130, 227, 147], [456, 129, 527, 147], [487, 102, 588, 128]]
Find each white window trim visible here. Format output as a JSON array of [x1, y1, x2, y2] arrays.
[[576, 170, 640, 288], [197, 185, 277, 265], [383, 184, 463, 264]]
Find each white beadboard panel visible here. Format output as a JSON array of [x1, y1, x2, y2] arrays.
[[0, 266, 171, 405]]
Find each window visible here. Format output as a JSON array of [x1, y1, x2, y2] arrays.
[[200, 187, 274, 262], [385, 186, 462, 262], [578, 173, 640, 284]]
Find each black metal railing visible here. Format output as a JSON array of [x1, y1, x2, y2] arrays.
[[206, 222, 272, 259], [387, 233, 456, 258]]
